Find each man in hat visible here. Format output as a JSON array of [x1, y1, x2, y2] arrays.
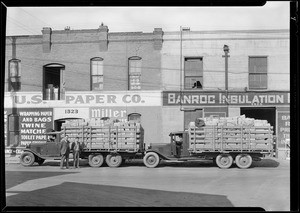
[[60, 135, 70, 169]]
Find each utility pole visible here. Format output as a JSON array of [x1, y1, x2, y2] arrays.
[[222, 45, 230, 117], [179, 26, 190, 111]]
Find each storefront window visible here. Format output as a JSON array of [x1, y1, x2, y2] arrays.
[[129, 57, 141, 90], [91, 57, 104, 91]]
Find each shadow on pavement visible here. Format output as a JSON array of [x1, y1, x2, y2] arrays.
[[5, 171, 76, 189], [251, 159, 280, 168], [6, 182, 234, 207]]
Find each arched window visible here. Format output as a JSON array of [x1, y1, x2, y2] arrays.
[[128, 56, 141, 90], [128, 113, 141, 122], [91, 57, 104, 91], [9, 59, 21, 91], [43, 63, 65, 100]]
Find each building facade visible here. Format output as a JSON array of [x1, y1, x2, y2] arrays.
[[4, 26, 289, 158], [160, 29, 290, 158]]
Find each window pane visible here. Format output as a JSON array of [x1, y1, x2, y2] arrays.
[[184, 58, 203, 76], [260, 74, 267, 88], [92, 76, 103, 90], [129, 59, 141, 74], [129, 75, 141, 90], [10, 60, 19, 77], [249, 74, 267, 89], [92, 60, 103, 75], [184, 77, 203, 89], [249, 57, 267, 73]]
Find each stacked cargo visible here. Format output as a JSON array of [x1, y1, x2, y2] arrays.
[[188, 115, 273, 153], [61, 119, 144, 152]]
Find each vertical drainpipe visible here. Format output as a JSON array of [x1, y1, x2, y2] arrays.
[[10, 36, 19, 148]]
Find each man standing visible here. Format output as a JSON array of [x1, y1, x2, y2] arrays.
[[72, 137, 81, 168], [60, 135, 70, 169]]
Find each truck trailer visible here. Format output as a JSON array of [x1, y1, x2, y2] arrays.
[[19, 119, 144, 168], [143, 117, 274, 169]]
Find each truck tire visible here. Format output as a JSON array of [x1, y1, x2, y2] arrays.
[[88, 154, 104, 167], [216, 154, 233, 169], [235, 154, 252, 169], [20, 152, 35, 166], [106, 154, 122, 168], [143, 152, 160, 168]]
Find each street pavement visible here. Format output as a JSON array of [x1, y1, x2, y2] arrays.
[[4, 155, 290, 210]]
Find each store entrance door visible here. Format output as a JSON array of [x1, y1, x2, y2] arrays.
[[240, 107, 276, 134]]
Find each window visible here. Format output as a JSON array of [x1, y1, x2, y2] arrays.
[[129, 57, 142, 90], [9, 59, 21, 91], [249, 56, 267, 89], [184, 57, 203, 89], [43, 63, 65, 100], [128, 113, 141, 122], [91, 57, 104, 91], [184, 110, 203, 130]]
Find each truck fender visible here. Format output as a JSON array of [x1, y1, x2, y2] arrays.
[[21, 148, 45, 160], [145, 150, 170, 160]]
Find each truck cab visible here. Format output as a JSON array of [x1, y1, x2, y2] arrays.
[[143, 131, 194, 167], [20, 131, 62, 166]]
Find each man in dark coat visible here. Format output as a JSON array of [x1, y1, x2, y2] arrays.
[[60, 135, 70, 169], [71, 137, 81, 168]]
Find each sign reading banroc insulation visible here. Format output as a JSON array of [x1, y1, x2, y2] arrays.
[[163, 91, 290, 106]]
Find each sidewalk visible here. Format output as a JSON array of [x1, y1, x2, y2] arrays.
[[5, 154, 21, 164]]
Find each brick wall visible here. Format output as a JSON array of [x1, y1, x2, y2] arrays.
[[5, 26, 162, 93]]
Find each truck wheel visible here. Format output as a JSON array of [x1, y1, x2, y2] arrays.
[[216, 154, 233, 169], [37, 159, 45, 166], [235, 154, 252, 169], [20, 152, 35, 166], [106, 154, 122, 168], [88, 154, 104, 167], [143, 152, 160, 168]]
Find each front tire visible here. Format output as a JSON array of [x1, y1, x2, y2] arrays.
[[106, 154, 122, 168], [143, 152, 160, 168], [216, 154, 233, 169], [88, 154, 104, 167], [20, 152, 35, 166], [235, 154, 252, 169]]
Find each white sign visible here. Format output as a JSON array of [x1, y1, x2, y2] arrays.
[[53, 108, 90, 120], [4, 91, 162, 108]]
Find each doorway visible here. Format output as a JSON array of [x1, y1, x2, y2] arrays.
[[43, 64, 64, 100], [240, 107, 276, 134]]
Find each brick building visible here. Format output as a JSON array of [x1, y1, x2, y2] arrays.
[[160, 29, 290, 159], [4, 25, 164, 150], [4, 26, 290, 158]]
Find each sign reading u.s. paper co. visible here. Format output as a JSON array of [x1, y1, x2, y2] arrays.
[[4, 91, 162, 108]]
